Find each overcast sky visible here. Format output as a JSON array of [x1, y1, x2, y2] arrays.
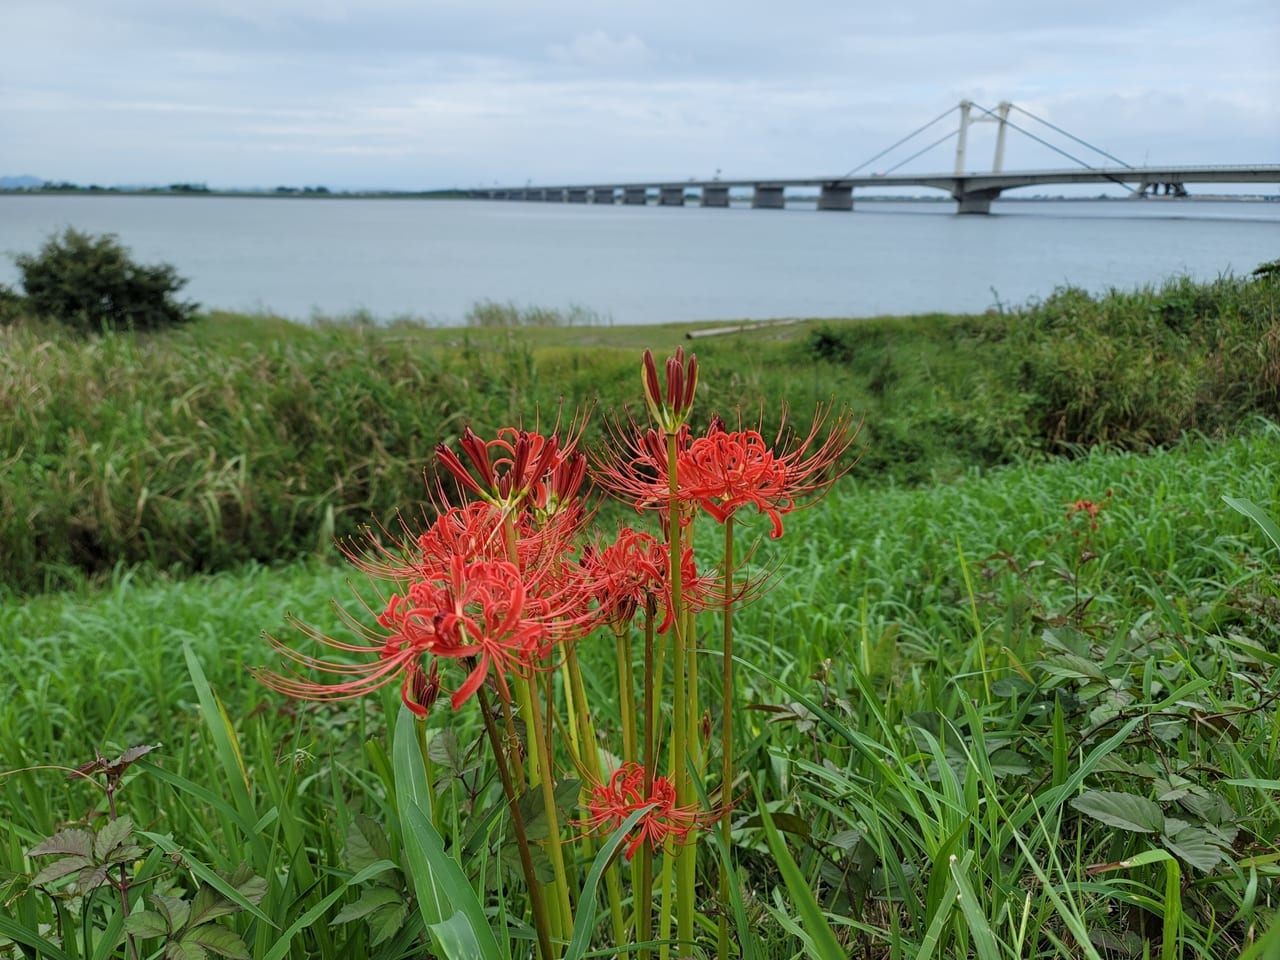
[[3, 0, 1277, 191]]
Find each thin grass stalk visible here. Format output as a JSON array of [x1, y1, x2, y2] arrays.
[[616, 626, 637, 764], [522, 674, 575, 940], [477, 684, 555, 960]]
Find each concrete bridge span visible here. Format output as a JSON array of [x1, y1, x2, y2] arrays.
[[471, 165, 1280, 215]]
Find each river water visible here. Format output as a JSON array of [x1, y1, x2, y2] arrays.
[[0, 194, 1276, 326]]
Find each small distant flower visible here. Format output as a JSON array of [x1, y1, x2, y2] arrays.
[[677, 406, 861, 538], [579, 762, 706, 860], [1065, 495, 1109, 532]]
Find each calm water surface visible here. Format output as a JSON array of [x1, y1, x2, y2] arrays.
[[0, 195, 1276, 326]]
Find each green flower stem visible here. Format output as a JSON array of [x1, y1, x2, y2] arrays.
[[563, 648, 627, 947], [477, 685, 556, 960], [616, 625, 637, 764], [523, 674, 575, 938], [637, 603, 658, 959], [663, 429, 696, 954], [717, 520, 735, 960]]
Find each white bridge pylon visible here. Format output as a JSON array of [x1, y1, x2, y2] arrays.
[[955, 100, 1012, 175]]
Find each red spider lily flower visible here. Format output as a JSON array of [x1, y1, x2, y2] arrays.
[[581, 527, 714, 632], [436, 416, 587, 512], [579, 761, 707, 861], [258, 554, 593, 715], [643, 347, 698, 434], [676, 405, 861, 538], [592, 420, 691, 519]]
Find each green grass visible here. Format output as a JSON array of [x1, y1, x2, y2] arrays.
[[3, 269, 1277, 595], [4, 424, 1278, 958]]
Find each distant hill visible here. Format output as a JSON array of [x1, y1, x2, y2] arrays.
[[0, 175, 44, 189]]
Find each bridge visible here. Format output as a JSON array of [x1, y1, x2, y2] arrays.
[[469, 101, 1280, 215]]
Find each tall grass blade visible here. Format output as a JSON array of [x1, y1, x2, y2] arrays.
[[751, 778, 846, 960], [1223, 496, 1280, 554]]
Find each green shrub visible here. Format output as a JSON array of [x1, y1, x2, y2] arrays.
[[14, 228, 197, 333], [0, 283, 25, 325]]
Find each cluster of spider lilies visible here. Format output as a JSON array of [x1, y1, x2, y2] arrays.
[[258, 348, 859, 959]]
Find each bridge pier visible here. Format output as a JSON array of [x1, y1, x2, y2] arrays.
[[818, 183, 854, 211], [752, 184, 785, 209], [623, 187, 648, 205], [701, 184, 730, 207], [954, 188, 1001, 214], [592, 187, 615, 204], [659, 186, 685, 206]]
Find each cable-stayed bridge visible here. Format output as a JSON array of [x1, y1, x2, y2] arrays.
[[469, 101, 1280, 215]]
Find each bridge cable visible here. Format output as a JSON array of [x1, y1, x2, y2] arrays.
[[841, 105, 956, 178], [969, 101, 1136, 193], [1008, 104, 1132, 168], [877, 129, 959, 176]]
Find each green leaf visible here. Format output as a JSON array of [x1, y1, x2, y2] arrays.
[[392, 706, 504, 960], [563, 803, 655, 960], [367, 903, 409, 947], [343, 815, 392, 872], [947, 851, 1001, 960], [515, 778, 581, 842], [28, 828, 94, 859], [1161, 826, 1230, 873], [165, 940, 208, 960], [124, 910, 172, 939], [330, 887, 402, 925], [30, 855, 93, 886], [752, 779, 847, 960], [152, 893, 193, 934], [1070, 790, 1164, 833], [0, 915, 72, 960], [183, 925, 251, 960], [1224, 496, 1280, 554], [94, 816, 135, 861]]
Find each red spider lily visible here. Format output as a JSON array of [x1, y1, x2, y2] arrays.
[[581, 527, 714, 632], [258, 554, 593, 714], [677, 406, 861, 538], [436, 418, 586, 511], [579, 761, 707, 861], [592, 420, 690, 519], [642, 347, 698, 434]]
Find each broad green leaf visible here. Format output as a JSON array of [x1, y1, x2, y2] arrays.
[[30, 855, 93, 886], [94, 816, 134, 861], [152, 893, 193, 934], [184, 925, 251, 960], [1161, 827, 1229, 873], [368, 902, 409, 947], [124, 910, 171, 939], [330, 886, 402, 925], [1070, 790, 1163, 833], [343, 815, 392, 872], [28, 828, 94, 859]]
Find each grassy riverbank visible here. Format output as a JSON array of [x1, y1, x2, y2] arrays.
[[2, 271, 1278, 594], [3, 427, 1279, 957]]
